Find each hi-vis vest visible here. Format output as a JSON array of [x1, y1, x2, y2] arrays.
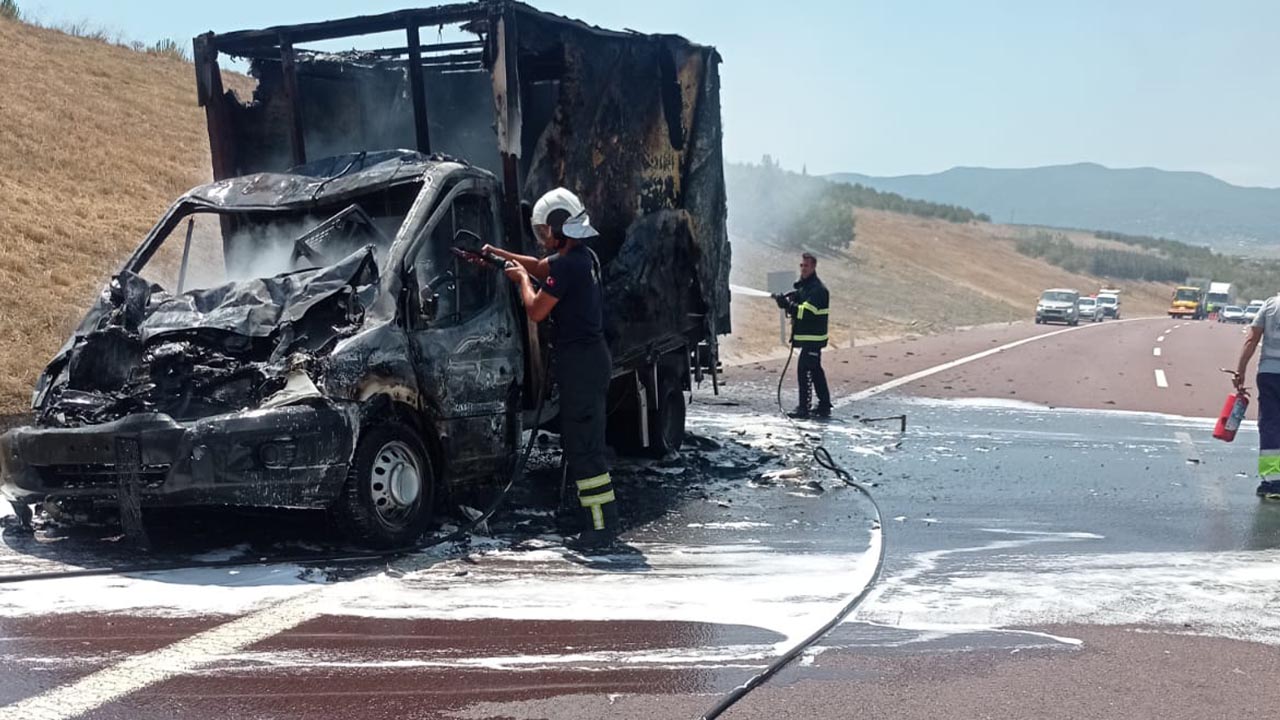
[[789, 275, 830, 348]]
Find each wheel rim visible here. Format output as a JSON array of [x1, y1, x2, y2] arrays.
[[369, 440, 422, 527]]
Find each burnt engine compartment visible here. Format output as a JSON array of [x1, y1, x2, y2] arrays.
[[38, 248, 379, 428]]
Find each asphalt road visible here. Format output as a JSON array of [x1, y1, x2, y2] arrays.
[[2, 316, 1277, 719]]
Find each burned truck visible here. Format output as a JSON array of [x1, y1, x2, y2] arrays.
[[0, 2, 730, 547]]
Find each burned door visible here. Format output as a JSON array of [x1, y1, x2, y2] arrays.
[[406, 180, 522, 483]]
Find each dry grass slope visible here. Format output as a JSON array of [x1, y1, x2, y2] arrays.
[[0, 18, 251, 412]]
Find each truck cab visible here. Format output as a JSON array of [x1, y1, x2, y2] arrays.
[[2, 2, 731, 547], [1169, 286, 1205, 320]]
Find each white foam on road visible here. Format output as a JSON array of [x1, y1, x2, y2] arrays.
[[324, 537, 881, 650], [895, 395, 1238, 428], [0, 565, 321, 618], [686, 521, 773, 530], [1155, 369, 1169, 388], [858, 530, 1280, 646]]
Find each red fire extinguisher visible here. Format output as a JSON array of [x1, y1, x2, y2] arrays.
[[1214, 373, 1249, 442]]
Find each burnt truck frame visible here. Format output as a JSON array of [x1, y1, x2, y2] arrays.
[[0, 2, 730, 547]]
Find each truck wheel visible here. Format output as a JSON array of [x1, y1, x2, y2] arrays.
[[336, 422, 435, 549], [648, 380, 687, 457]]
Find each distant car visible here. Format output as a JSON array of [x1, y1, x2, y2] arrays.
[[1077, 297, 1104, 323], [1244, 302, 1265, 324], [1220, 305, 1246, 324], [1095, 293, 1120, 319], [1036, 288, 1081, 325]]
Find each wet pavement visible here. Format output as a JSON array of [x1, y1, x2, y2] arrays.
[[3, 319, 1280, 718]]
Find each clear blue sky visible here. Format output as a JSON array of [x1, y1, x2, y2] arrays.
[[21, 0, 1280, 187]]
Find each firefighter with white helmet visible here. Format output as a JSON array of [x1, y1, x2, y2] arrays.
[[483, 188, 618, 547]]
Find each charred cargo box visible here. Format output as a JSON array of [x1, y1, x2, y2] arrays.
[[1, 2, 729, 547]]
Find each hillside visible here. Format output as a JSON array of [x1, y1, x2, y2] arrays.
[[0, 17, 255, 414], [830, 163, 1280, 255], [723, 209, 1173, 364]]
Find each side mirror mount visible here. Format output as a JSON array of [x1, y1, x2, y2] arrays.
[[416, 270, 455, 323]]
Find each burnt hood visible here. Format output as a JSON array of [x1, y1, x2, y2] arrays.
[[33, 247, 381, 426], [137, 246, 380, 343]]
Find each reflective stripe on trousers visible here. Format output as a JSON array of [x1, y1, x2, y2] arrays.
[[576, 472, 615, 530]]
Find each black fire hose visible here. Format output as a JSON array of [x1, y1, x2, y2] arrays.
[[0, 378, 550, 585], [698, 346, 890, 720]]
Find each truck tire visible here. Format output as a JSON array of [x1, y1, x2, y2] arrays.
[[335, 422, 435, 549], [608, 369, 687, 458], [649, 380, 687, 457]]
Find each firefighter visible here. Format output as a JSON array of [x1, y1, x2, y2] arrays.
[[484, 188, 618, 547], [774, 252, 833, 419]]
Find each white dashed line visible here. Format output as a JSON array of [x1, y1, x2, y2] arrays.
[[1155, 369, 1169, 389], [1153, 348, 1162, 357], [1157, 336, 1165, 343]]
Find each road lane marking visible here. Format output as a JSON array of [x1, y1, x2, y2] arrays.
[[1157, 336, 1165, 342], [0, 588, 328, 720], [1155, 369, 1169, 388], [1153, 347, 1162, 357], [837, 318, 1147, 405]]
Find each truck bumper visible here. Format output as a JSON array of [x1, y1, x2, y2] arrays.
[[1, 404, 357, 510]]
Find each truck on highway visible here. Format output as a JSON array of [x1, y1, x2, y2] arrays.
[[1169, 285, 1206, 319], [1205, 282, 1234, 315], [0, 3, 731, 547]]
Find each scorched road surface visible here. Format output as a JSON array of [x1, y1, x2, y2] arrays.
[[2, 317, 1278, 719]]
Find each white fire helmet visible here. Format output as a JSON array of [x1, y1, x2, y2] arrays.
[[530, 187, 598, 238]]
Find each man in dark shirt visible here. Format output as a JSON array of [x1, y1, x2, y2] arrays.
[[774, 252, 832, 419], [484, 188, 618, 547]]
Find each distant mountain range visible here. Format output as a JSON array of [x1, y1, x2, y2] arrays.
[[828, 163, 1280, 254]]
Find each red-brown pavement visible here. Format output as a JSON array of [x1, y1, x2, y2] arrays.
[[734, 316, 1256, 418], [4, 316, 1277, 720]]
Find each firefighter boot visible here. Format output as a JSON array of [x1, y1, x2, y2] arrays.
[[571, 472, 619, 549]]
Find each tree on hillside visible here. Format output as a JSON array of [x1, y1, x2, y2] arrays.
[[727, 157, 857, 252], [1, 0, 20, 21]]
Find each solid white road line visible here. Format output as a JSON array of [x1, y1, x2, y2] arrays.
[[1155, 369, 1169, 389], [1153, 348, 1162, 357], [837, 318, 1148, 406]]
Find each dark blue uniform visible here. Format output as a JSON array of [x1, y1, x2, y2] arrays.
[[545, 244, 617, 538], [777, 274, 832, 415]]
